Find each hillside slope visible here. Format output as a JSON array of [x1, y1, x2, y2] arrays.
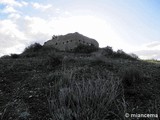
[[0, 45, 160, 120]]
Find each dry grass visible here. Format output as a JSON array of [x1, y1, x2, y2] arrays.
[[47, 66, 126, 120]]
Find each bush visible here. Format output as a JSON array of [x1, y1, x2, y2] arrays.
[[129, 53, 139, 60], [11, 54, 20, 59], [103, 46, 114, 56], [114, 49, 136, 60], [44, 53, 62, 70], [119, 66, 143, 87], [24, 43, 42, 52], [115, 50, 127, 58], [22, 43, 42, 57], [0, 54, 20, 59], [0, 55, 10, 59], [73, 44, 98, 53]]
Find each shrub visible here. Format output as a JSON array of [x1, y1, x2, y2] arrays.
[[114, 49, 136, 60], [0, 55, 10, 59], [22, 43, 42, 57], [129, 53, 139, 60], [115, 49, 127, 58], [73, 44, 98, 53], [119, 66, 143, 87], [24, 43, 42, 52], [103, 46, 114, 56], [10, 54, 20, 59], [44, 53, 62, 70], [0, 54, 20, 59]]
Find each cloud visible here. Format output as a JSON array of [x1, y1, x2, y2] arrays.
[[0, 19, 27, 55], [0, 0, 28, 18], [1, 6, 19, 13], [4, 44, 26, 55], [0, 19, 26, 39], [133, 41, 160, 60], [20, 1, 28, 6], [31, 2, 52, 11], [145, 41, 160, 49], [0, 15, 54, 56], [24, 16, 53, 35], [8, 13, 21, 19], [0, 0, 27, 7], [134, 50, 160, 60]]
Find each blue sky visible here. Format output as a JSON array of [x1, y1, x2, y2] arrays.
[[0, 0, 160, 59]]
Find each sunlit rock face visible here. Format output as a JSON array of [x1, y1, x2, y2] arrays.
[[44, 32, 99, 51]]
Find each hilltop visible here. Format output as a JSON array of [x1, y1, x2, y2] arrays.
[[0, 33, 160, 120]]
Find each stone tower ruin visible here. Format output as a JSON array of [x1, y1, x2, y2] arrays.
[[43, 32, 99, 51]]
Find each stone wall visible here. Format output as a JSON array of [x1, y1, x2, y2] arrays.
[[43, 32, 99, 51]]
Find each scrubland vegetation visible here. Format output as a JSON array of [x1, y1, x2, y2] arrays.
[[0, 43, 160, 119]]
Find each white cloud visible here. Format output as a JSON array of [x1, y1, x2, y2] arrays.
[[31, 2, 52, 11], [64, 11, 70, 15], [21, 1, 28, 6], [0, 16, 53, 52], [0, 19, 25, 40], [8, 13, 21, 19], [0, 0, 28, 17], [24, 16, 53, 35], [134, 50, 160, 60], [133, 41, 160, 60], [0, 19, 27, 56], [5, 44, 26, 55], [0, 0, 24, 7], [1, 6, 18, 13], [145, 41, 160, 50]]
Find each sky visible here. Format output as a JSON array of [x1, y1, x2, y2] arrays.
[[0, 0, 160, 59]]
